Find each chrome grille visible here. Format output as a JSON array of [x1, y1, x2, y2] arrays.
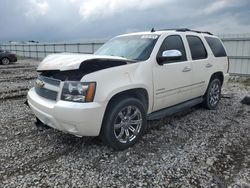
[[35, 75, 60, 101], [38, 75, 60, 86]]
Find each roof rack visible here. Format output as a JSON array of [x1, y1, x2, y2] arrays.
[[150, 28, 213, 35]]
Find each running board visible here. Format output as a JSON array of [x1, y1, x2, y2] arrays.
[[147, 97, 203, 120]]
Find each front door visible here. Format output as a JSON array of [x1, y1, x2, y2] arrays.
[[153, 35, 193, 111]]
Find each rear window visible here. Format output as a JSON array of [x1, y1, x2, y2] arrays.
[[205, 37, 227, 57], [186, 35, 207, 60]]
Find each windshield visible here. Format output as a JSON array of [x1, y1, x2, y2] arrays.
[[95, 34, 159, 61]]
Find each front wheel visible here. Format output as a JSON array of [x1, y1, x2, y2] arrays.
[[100, 97, 147, 150], [203, 78, 221, 110]]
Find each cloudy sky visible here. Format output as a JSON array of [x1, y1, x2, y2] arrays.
[[0, 0, 250, 42]]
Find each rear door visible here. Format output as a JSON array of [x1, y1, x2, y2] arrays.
[[185, 35, 213, 98], [153, 35, 193, 111]]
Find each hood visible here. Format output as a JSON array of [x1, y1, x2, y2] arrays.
[[37, 53, 130, 71]]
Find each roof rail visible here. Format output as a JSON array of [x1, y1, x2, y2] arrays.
[[176, 28, 213, 35], [151, 28, 213, 35]]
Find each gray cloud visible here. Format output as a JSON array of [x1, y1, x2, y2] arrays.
[[0, 0, 250, 43]]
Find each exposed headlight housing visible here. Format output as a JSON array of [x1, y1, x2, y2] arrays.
[[61, 81, 96, 103]]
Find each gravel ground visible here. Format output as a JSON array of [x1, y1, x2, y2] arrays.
[[0, 59, 250, 187]]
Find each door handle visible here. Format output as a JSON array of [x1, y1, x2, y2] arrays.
[[205, 63, 213, 68], [182, 67, 191, 72]]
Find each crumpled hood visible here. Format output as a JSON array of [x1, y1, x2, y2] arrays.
[[37, 53, 129, 71]]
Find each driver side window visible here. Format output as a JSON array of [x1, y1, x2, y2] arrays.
[[158, 35, 187, 63]]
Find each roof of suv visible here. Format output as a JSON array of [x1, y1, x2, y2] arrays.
[[119, 28, 217, 38]]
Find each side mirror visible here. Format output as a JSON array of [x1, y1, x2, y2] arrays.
[[157, 50, 182, 65]]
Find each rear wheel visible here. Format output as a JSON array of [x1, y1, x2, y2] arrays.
[[203, 78, 221, 110], [1, 58, 10, 65], [101, 97, 147, 150]]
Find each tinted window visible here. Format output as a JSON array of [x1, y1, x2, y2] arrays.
[[158, 35, 187, 63], [205, 37, 227, 57], [187, 36, 207, 60]]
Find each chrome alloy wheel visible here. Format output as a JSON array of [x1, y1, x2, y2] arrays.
[[113, 105, 142, 144], [209, 82, 220, 106]]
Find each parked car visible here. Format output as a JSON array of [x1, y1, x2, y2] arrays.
[[27, 28, 229, 150], [0, 49, 17, 65]]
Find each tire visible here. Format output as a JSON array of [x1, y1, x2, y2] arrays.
[[1, 57, 10, 65], [100, 97, 147, 150], [203, 78, 221, 110]]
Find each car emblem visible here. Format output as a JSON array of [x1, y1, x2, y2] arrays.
[[36, 79, 45, 88]]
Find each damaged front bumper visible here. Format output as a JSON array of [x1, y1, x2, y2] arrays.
[[27, 88, 107, 137]]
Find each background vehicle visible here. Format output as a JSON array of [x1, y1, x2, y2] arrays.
[[27, 28, 229, 150], [0, 49, 17, 65]]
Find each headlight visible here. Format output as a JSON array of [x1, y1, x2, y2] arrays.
[[61, 81, 96, 103]]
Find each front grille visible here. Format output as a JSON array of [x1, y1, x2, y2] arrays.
[[38, 75, 60, 86], [35, 87, 58, 101], [35, 75, 60, 101]]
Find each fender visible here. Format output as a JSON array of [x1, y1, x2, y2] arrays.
[[82, 62, 154, 113]]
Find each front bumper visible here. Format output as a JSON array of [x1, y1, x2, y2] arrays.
[[27, 88, 107, 136]]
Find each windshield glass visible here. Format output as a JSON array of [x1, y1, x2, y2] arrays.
[[95, 34, 159, 61]]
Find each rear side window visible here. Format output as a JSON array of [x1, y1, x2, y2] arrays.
[[158, 35, 187, 62], [205, 37, 227, 57], [186, 35, 207, 60]]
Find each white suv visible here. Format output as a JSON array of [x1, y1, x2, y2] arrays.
[[27, 29, 229, 150]]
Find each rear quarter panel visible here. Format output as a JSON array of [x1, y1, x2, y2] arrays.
[[203, 36, 229, 87]]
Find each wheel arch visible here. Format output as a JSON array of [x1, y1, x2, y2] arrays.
[[99, 88, 149, 134], [105, 88, 149, 113], [209, 71, 224, 86]]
